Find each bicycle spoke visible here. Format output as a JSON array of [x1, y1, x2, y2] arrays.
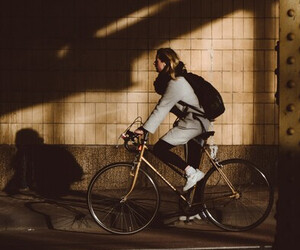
[[201, 158, 273, 231], [87, 163, 160, 234]]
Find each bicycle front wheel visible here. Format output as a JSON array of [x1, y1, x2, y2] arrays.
[[87, 162, 160, 235], [201, 158, 273, 231]]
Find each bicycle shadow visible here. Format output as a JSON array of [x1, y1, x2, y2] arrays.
[[4, 128, 84, 198]]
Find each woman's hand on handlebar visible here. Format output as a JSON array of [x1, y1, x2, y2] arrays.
[[134, 128, 144, 135], [134, 126, 146, 136]]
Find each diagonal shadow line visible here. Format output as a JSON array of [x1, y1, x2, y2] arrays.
[[0, 0, 273, 117]]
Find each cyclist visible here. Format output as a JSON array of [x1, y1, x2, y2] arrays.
[[135, 48, 211, 191]]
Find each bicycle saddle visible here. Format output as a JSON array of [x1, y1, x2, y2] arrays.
[[197, 131, 215, 141]]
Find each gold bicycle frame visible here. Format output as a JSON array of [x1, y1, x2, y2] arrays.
[[122, 138, 239, 204]]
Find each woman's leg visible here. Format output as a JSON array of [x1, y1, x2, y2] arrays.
[[153, 139, 186, 170], [184, 139, 202, 168]]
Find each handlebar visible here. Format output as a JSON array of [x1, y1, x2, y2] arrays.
[[121, 130, 148, 152], [115, 117, 149, 152]]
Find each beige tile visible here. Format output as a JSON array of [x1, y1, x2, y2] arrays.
[[179, 50, 191, 69], [86, 92, 106, 102], [223, 51, 233, 71], [232, 124, 243, 145], [233, 18, 243, 39], [213, 72, 222, 91], [243, 18, 254, 39], [85, 103, 96, 123], [265, 125, 276, 145], [106, 124, 117, 145], [223, 18, 233, 38], [191, 39, 212, 50], [254, 93, 275, 103], [21, 106, 33, 124], [243, 72, 254, 92], [85, 124, 96, 144], [212, 40, 233, 50], [255, 18, 265, 39], [212, 50, 222, 71], [265, 72, 276, 93], [254, 104, 265, 124], [264, 104, 275, 124], [244, 50, 254, 71], [128, 93, 148, 103], [116, 103, 128, 123], [127, 103, 138, 123], [243, 125, 254, 145], [233, 93, 253, 103], [265, 50, 276, 71], [243, 104, 254, 124], [74, 103, 85, 123], [65, 124, 75, 144], [201, 20, 212, 38], [64, 103, 75, 123], [202, 50, 212, 71], [222, 103, 232, 124], [96, 124, 106, 144], [74, 124, 85, 145], [212, 19, 223, 39], [191, 50, 202, 71], [95, 103, 107, 123], [223, 72, 233, 92], [222, 124, 233, 145], [43, 124, 54, 144], [53, 124, 65, 144], [212, 124, 222, 145], [106, 103, 117, 123], [32, 104, 43, 123], [253, 125, 264, 144], [254, 72, 265, 93], [254, 51, 265, 71], [0, 124, 10, 144], [53, 103, 64, 123], [232, 103, 243, 124], [233, 51, 243, 72], [106, 92, 127, 103], [170, 39, 191, 50], [138, 103, 149, 122]]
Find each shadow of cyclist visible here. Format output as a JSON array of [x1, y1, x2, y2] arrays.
[[4, 128, 83, 198]]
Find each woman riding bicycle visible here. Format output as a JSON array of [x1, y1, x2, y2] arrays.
[[135, 48, 211, 192]]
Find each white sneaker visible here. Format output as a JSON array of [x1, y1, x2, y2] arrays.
[[183, 169, 205, 192]]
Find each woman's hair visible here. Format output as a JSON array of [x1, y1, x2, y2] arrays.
[[156, 48, 185, 79]]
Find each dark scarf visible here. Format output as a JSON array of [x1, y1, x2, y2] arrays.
[[153, 61, 187, 95]]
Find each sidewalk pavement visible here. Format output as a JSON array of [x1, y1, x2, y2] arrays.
[[0, 189, 276, 249]]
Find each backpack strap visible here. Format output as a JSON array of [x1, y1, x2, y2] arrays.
[[178, 101, 207, 132], [178, 100, 206, 118]]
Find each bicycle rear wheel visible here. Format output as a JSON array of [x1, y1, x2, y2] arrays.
[[87, 162, 160, 235], [200, 158, 273, 231]]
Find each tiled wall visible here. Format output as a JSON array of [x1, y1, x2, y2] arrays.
[[0, 0, 279, 146]]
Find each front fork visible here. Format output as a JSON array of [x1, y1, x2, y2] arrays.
[[120, 141, 147, 202]]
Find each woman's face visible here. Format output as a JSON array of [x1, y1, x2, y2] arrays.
[[154, 56, 166, 73]]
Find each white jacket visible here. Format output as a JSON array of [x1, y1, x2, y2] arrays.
[[143, 76, 211, 145]]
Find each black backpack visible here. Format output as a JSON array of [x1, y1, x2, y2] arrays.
[[182, 72, 225, 121]]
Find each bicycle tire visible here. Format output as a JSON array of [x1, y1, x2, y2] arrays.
[[200, 158, 274, 231], [87, 162, 160, 235]]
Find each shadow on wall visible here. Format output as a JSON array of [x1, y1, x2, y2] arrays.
[[4, 128, 83, 198], [0, 0, 278, 116]]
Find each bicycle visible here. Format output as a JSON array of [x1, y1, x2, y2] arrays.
[[87, 117, 274, 235]]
